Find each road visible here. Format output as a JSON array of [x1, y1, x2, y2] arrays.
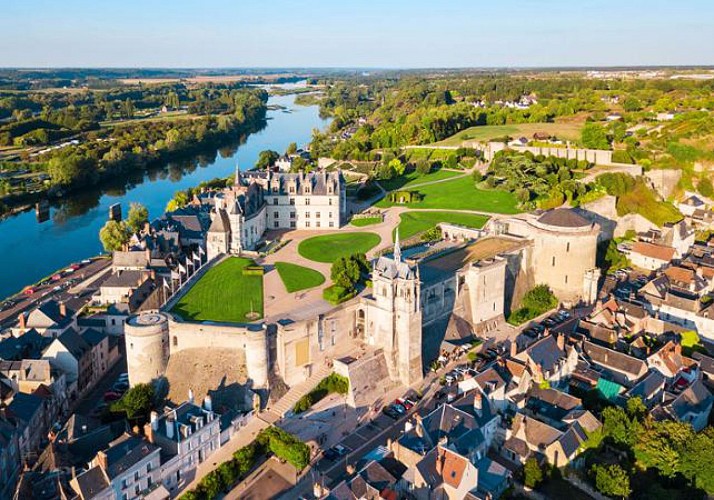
[[0, 256, 111, 328]]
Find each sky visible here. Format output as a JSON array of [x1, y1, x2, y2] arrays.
[[1, 0, 713, 68]]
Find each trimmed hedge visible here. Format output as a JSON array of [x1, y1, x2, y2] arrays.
[[293, 373, 350, 414], [242, 265, 265, 276], [323, 284, 355, 305], [180, 426, 309, 500]]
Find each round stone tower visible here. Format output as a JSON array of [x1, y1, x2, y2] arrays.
[[244, 327, 269, 389], [125, 312, 170, 387]]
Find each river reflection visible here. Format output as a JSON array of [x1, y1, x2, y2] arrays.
[[0, 90, 330, 299]]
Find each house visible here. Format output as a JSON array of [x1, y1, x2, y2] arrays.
[[522, 387, 582, 429], [504, 410, 601, 468], [656, 112, 676, 121], [42, 328, 93, 398], [413, 445, 479, 500], [653, 379, 713, 432], [82, 328, 118, 383], [97, 270, 156, 311], [628, 241, 676, 271], [112, 250, 151, 272], [4, 391, 47, 461], [0, 417, 21, 500], [0, 329, 50, 361], [143, 400, 221, 494], [646, 341, 696, 379], [679, 195, 706, 217], [325, 457, 405, 500], [512, 333, 578, 385], [582, 340, 649, 387], [15, 300, 76, 338], [624, 371, 666, 408], [71, 433, 162, 500]]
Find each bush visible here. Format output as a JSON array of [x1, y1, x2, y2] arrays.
[[323, 285, 355, 305], [258, 427, 311, 470], [507, 285, 557, 325], [611, 150, 635, 164], [524, 457, 544, 488], [591, 463, 631, 498], [597, 172, 636, 196], [293, 373, 350, 414]]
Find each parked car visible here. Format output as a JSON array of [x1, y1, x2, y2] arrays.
[[324, 444, 348, 461], [396, 398, 414, 411], [117, 373, 129, 382], [113, 381, 129, 393], [103, 391, 122, 402], [382, 406, 401, 420]]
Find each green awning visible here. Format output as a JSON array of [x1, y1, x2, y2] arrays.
[[597, 377, 624, 401]]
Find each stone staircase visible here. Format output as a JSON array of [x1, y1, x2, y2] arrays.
[[261, 364, 333, 423]]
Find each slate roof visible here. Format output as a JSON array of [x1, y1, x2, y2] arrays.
[[81, 328, 107, 348], [102, 433, 159, 479], [582, 340, 648, 379], [626, 371, 665, 402], [669, 379, 713, 421], [56, 328, 91, 361], [0, 329, 49, 360], [112, 251, 149, 269], [26, 300, 73, 329], [520, 334, 567, 373], [208, 208, 231, 233], [374, 256, 418, 280], [537, 208, 591, 228], [72, 466, 110, 499], [7, 392, 44, 424], [102, 270, 148, 288]]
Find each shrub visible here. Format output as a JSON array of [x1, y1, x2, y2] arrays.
[[294, 373, 349, 413], [507, 285, 557, 325], [524, 457, 544, 488], [258, 427, 310, 470], [323, 285, 355, 305]]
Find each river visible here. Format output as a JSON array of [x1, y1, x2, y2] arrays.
[[0, 88, 330, 300]]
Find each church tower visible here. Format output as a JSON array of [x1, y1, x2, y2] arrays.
[[368, 231, 424, 386]]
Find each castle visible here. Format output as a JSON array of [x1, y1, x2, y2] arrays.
[[125, 207, 602, 412], [206, 169, 347, 258]]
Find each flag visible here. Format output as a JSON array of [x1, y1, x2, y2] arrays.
[[163, 278, 170, 290], [193, 251, 201, 264], [178, 262, 186, 274], [171, 270, 181, 280], [198, 246, 205, 257]]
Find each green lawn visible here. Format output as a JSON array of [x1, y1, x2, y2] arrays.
[[298, 232, 381, 263], [431, 122, 584, 146], [350, 216, 382, 227], [378, 168, 462, 192], [274, 262, 325, 293], [396, 211, 490, 239], [376, 175, 520, 214], [170, 257, 263, 323]]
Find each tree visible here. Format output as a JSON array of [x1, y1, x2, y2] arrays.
[[472, 170, 483, 183], [581, 122, 610, 150], [591, 464, 631, 499], [165, 91, 180, 110], [286, 142, 297, 155], [699, 177, 714, 198], [110, 383, 155, 419], [121, 98, 135, 119], [415, 159, 431, 175], [623, 96, 642, 112], [626, 396, 647, 421], [331, 255, 361, 289], [523, 457, 544, 489], [255, 150, 279, 169], [602, 406, 635, 447], [99, 220, 131, 252], [126, 202, 149, 234], [388, 157, 405, 176]]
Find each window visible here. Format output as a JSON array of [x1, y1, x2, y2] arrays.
[[565, 275, 568, 284], [290, 212, 296, 219], [315, 212, 320, 218], [289, 187, 295, 194], [173, 336, 178, 347], [148, 477, 153, 488], [306, 221, 311, 228], [273, 211, 279, 218], [135, 471, 140, 481], [273, 198, 278, 205], [316, 221, 321, 228], [328, 212, 332, 218], [305, 198, 311, 206], [329, 222, 334, 228], [566, 242, 570, 252], [329, 199, 333, 205], [305, 212, 310, 218], [274, 221, 279, 228], [135, 485, 140, 495], [147, 463, 152, 473], [552, 256, 556, 266], [289, 198, 295, 205], [290, 221, 296, 228]]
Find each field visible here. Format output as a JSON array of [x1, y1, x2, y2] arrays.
[[376, 175, 520, 214], [378, 168, 462, 191], [298, 232, 381, 263], [274, 262, 325, 293], [396, 211, 490, 239], [430, 122, 584, 146], [170, 257, 263, 323]]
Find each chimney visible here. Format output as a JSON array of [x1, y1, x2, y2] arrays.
[[415, 414, 423, 438], [346, 464, 355, 475], [59, 302, 67, 318], [95, 451, 108, 471], [144, 422, 154, 444], [18, 312, 26, 331], [166, 416, 175, 440], [81, 424, 87, 435], [474, 391, 483, 416], [510, 341, 518, 358], [674, 342, 682, 356], [203, 395, 212, 412], [557, 333, 565, 351], [436, 448, 446, 477], [150, 411, 159, 431]]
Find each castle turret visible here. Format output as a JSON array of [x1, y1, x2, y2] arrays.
[[125, 312, 170, 387]]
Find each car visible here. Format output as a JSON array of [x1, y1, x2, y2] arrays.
[[70, 264, 81, 271], [391, 403, 406, 414], [104, 391, 122, 402], [444, 372, 457, 384], [382, 406, 400, 419], [113, 381, 129, 393], [395, 398, 413, 411], [23, 287, 36, 296], [81, 259, 91, 265], [117, 373, 129, 382], [324, 444, 348, 461]]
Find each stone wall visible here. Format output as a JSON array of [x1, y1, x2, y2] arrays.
[[645, 169, 682, 200]]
